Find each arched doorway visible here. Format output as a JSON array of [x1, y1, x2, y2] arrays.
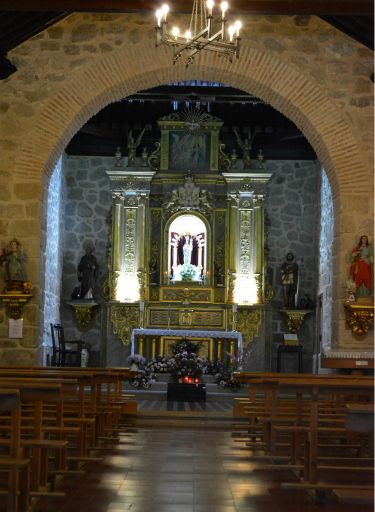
[[3, 20, 372, 362]]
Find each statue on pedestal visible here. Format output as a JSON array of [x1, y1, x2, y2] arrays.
[[349, 235, 373, 298], [75, 243, 99, 300], [1, 239, 27, 292], [280, 252, 299, 308], [127, 127, 146, 166]]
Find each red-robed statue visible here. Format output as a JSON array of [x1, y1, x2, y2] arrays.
[[350, 235, 373, 298]]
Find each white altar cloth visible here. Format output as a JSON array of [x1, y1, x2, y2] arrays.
[[131, 328, 242, 355]]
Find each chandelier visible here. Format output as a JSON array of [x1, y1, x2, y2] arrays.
[[155, 0, 242, 66]]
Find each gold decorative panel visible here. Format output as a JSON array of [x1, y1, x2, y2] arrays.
[[110, 304, 139, 345], [237, 307, 262, 344], [148, 307, 225, 329], [214, 288, 225, 303], [162, 288, 211, 302], [192, 311, 223, 327]]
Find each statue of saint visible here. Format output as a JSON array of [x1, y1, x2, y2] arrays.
[[350, 235, 373, 297], [183, 235, 193, 265], [77, 243, 99, 300], [127, 127, 146, 166], [1, 239, 27, 291], [280, 252, 299, 308], [233, 128, 255, 170]]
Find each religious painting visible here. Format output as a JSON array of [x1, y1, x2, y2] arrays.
[[169, 130, 210, 172]]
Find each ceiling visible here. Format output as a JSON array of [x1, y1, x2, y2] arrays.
[[0, 1, 373, 160]]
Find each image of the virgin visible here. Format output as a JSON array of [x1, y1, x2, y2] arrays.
[[177, 236, 198, 266]]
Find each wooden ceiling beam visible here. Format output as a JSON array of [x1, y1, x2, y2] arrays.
[[0, 1, 373, 16]]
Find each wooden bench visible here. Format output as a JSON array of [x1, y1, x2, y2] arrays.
[[233, 372, 374, 501], [0, 389, 30, 512]]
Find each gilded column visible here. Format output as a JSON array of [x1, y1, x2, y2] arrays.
[[254, 195, 265, 303], [228, 195, 238, 303], [151, 337, 157, 359], [136, 194, 147, 301], [111, 194, 124, 300]]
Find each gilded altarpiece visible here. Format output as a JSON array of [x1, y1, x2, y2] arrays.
[[105, 111, 272, 358]]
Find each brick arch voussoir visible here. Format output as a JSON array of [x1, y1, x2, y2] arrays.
[[14, 40, 366, 209]]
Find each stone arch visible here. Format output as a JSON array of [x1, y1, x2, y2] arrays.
[[15, 40, 368, 201], [12, 39, 370, 347]]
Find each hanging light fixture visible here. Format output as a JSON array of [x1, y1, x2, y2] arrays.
[[155, 0, 242, 66]]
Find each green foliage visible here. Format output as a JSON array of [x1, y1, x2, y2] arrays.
[[171, 338, 202, 356]]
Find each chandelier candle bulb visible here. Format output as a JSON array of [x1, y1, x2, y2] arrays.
[[228, 25, 235, 42], [235, 20, 242, 37], [172, 26, 180, 39], [155, 9, 162, 27], [221, 1, 228, 19], [185, 30, 192, 41], [206, 0, 214, 16], [161, 3, 169, 21]]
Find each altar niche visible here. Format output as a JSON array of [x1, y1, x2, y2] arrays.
[[105, 109, 272, 348], [168, 214, 207, 283]]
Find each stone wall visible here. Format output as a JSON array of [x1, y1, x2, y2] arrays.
[[265, 160, 320, 372], [319, 169, 334, 352], [0, 12, 372, 363], [60, 155, 112, 361]]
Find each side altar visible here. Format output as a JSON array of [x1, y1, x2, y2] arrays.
[[103, 110, 272, 364]]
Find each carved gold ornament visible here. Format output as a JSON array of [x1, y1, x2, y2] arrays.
[[344, 303, 374, 337], [110, 304, 140, 345], [280, 309, 314, 334], [67, 301, 98, 328], [0, 292, 32, 320], [237, 307, 261, 344]]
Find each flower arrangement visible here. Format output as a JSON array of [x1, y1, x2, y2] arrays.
[[179, 264, 197, 282], [215, 369, 242, 390], [169, 339, 204, 383], [126, 354, 146, 367], [146, 356, 171, 373], [215, 347, 252, 390]]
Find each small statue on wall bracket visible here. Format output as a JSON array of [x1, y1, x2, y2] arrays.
[[280, 252, 299, 309], [349, 235, 373, 299], [233, 127, 256, 170], [1, 239, 28, 292], [72, 242, 99, 300], [127, 127, 146, 166]]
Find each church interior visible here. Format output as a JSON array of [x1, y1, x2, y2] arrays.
[[0, 1, 373, 511]]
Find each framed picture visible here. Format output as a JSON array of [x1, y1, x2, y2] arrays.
[[169, 130, 210, 172], [158, 111, 223, 172]]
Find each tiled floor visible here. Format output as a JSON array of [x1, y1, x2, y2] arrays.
[[30, 425, 372, 512], [137, 398, 234, 413]]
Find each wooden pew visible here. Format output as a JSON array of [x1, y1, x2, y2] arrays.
[[0, 379, 71, 495], [0, 389, 30, 512], [234, 374, 373, 499]]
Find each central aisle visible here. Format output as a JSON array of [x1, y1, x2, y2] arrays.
[[32, 424, 368, 512]]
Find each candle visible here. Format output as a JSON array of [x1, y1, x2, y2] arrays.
[[140, 300, 145, 312], [232, 304, 237, 313]]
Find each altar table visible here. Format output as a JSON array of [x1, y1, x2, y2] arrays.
[[131, 328, 242, 359]]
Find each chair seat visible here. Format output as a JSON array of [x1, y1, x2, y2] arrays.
[[50, 324, 83, 367]]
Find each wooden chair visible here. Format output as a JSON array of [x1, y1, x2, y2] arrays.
[[50, 324, 82, 367]]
